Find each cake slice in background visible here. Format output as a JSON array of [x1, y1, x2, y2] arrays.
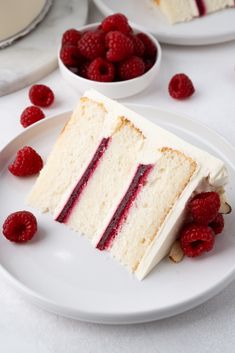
[[154, 0, 234, 24], [28, 90, 229, 280]]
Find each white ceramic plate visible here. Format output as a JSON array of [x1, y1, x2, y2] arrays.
[[0, 105, 234, 324], [93, 0, 235, 45]]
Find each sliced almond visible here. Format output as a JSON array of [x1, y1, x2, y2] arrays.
[[219, 202, 232, 215], [169, 240, 184, 263]]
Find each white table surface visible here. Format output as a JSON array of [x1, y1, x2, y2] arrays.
[[0, 2, 235, 352]]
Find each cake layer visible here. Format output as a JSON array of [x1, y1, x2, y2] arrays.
[[156, 0, 199, 23], [96, 163, 153, 250], [108, 148, 197, 278], [27, 97, 108, 213], [155, 0, 234, 23], [55, 119, 144, 240]]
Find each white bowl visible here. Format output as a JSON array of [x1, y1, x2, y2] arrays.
[[58, 22, 162, 99]]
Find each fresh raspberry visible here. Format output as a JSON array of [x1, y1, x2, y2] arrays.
[[136, 33, 157, 59], [2, 211, 37, 243], [168, 73, 195, 100], [188, 192, 220, 225], [87, 57, 115, 82], [78, 31, 105, 60], [101, 13, 130, 35], [62, 28, 81, 46], [180, 223, 215, 257], [29, 84, 54, 108], [118, 56, 145, 80], [8, 146, 43, 177], [131, 34, 145, 57], [144, 58, 155, 72], [78, 61, 90, 78], [20, 106, 45, 128], [60, 45, 80, 67], [105, 31, 134, 62], [209, 213, 224, 235]]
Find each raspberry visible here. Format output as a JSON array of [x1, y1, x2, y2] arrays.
[[60, 45, 80, 67], [8, 146, 43, 177], [2, 211, 37, 243], [62, 28, 81, 46], [180, 223, 215, 257], [188, 192, 220, 225], [118, 56, 145, 80], [78, 31, 105, 60], [20, 106, 45, 128], [144, 58, 155, 72], [209, 213, 224, 235], [136, 33, 157, 59], [168, 73, 195, 100], [101, 13, 130, 35], [29, 84, 54, 108], [105, 31, 134, 62], [87, 57, 115, 82], [131, 34, 145, 57], [78, 61, 90, 78]]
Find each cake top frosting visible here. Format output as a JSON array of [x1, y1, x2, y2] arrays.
[[84, 89, 228, 188]]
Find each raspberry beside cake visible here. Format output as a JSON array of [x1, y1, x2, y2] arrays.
[[154, 0, 234, 24], [28, 90, 228, 279]]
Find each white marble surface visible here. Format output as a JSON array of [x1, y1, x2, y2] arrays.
[[0, 0, 88, 97], [0, 2, 235, 352]]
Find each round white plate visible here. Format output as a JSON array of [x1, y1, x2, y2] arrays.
[[93, 0, 235, 45], [0, 105, 234, 324]]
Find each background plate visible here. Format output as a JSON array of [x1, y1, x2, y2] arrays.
[[0, 105, 234, 324], [93, 0, 235, 45], [0, 0, 88, 96]]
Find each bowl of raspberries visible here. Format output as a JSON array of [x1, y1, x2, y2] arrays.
[[58, 13, 161, 99]]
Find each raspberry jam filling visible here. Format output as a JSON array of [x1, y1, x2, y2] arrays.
[[195, 0, 206, 16], [96, 164, 153, 251], [56, 137, 110, 223]]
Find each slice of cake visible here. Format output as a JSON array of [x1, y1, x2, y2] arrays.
[[154, 0, 234, 24], [28, 90, 228, 280]]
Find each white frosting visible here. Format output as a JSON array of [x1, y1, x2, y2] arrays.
[[84, 90, 228, 279], [0, 0, 46, 41]]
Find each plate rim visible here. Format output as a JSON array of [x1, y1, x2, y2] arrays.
[[0, 105, 235, 324], [92, 0, 235, 45]]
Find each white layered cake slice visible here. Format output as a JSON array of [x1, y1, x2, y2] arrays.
[[28, 97, 109, 213], [28, 90, 228, 280], [154, 0, 234, 24]]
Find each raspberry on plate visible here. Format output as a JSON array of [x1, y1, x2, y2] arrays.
[[62, 28, 81, 46], [105, 31, 134, 62], [29, 84, 54, 108], [168, 73, 195, 100], [20, 106, 45, 128], [8, 146, 43, 177], [209, 213, 224, 235], [180, 223, 215, 257], [60, 45, 81, 67], [87, 57, 115, 82], [101, 13, 131, 35], [188, 191, 220, 225], [2, 211, 37, 243], [136, 32, 157, 59], [78, 31, 105, 60], [118, 56, 145, 80]]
